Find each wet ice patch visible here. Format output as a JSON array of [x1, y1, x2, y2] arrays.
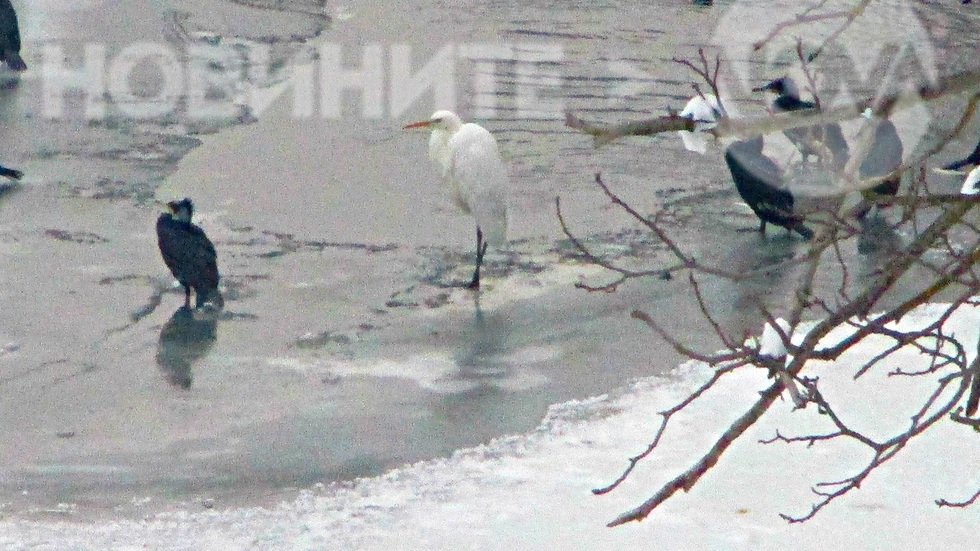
[[334, 353, 545, 394], [328, 354, 460, 392], [497, 345, 561, 365], [475, 263, 613, 310], [270, 350, 551, 394]]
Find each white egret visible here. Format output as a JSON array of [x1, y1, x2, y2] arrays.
[[403, 110, 509, 289], [677, 93, 723, 154]]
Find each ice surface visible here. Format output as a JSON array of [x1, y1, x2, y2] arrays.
[[2, 302, 978, 549]]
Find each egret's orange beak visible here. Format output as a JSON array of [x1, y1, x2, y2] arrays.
[[403, 120, 431, 129]]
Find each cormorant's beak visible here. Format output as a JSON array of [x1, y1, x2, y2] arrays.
[[154, 199, 173, 212], [402, 120, 431, 129], [751, 80, 779, 93]]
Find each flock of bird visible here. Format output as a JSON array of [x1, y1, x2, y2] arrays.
[[159, 76, 980, 311], [155, 108, 514, 308], [681, 76, 913, 239], [1, 1, 977, 309]]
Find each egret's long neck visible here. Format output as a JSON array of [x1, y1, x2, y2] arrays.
[[428, 127, 454, 175]]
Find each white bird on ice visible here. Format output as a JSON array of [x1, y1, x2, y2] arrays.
[[677, 93, 723, 154], [403, 110, 509, 289]]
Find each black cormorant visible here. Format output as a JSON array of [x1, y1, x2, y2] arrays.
[[753, 76, 849, 167], [725, 135, 814, 239], [855, 111, 904, 218], [0, 0, 26, 71], [156, 198, 223, 309]]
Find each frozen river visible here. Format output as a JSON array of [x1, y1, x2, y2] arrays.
[[0, 0, 977, 521]]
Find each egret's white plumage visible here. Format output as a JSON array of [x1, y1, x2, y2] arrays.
[[404, 110, 509, 288], [961, 166, 980, 195], [677, 93, 723, 154]]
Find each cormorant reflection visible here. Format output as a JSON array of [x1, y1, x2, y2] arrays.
[[155, 305, 217, 389]]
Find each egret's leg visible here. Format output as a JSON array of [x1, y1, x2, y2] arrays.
[[467, 227, 487, 289]]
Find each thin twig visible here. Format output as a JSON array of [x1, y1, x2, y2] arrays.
[[937, 488, 980, 508]]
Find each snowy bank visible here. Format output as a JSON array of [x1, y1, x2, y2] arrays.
[[2, 303, 979, 550]]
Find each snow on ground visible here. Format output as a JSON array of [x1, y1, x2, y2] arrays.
[[2, 303, 979, 550]]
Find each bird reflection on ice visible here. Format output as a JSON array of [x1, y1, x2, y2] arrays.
[[319, 304, 553, 395], [155, 305, 218, 389]]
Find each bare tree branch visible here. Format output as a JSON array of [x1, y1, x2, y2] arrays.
[[608, 379, 788, 527], [566, 69, 980, 147], [750, 0, 874, 55], [937, 488, 980, 508], [593, 360, 747, 496], [568, 44, 980, 528]]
